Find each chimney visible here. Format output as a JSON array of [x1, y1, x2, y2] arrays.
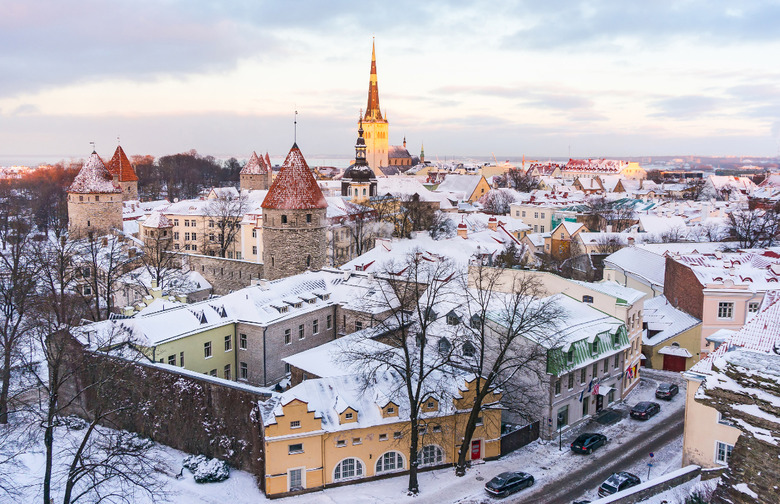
[[487, 216, 498, 231], [457, 222, 468, 238], [627, 236, 635, 246]]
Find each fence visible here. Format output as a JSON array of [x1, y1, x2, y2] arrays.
[[500, 421, 540, 456]]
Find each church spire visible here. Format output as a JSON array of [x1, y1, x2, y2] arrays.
[[364, 38, 383, 122]]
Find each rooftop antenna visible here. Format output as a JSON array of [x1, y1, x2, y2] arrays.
[[90, 141, 96, 153], [294, 109, 298, 143]]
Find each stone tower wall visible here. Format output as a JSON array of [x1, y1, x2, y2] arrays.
[[117, 180, 138, 201], [262, 208, 327, 280], [240, 172, 272, 191], [67, 193, 124, 239]]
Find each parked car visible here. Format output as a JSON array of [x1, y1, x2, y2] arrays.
[[485, 471, 534, 497], [655, 382, 679, 400], [630, 401, 661, 420], [570, 433, 608, 454], [597, 471, 641, 497]]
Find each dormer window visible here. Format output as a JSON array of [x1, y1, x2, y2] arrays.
[[613, 333, 620, 346], [446, 312, 460, 325], [592, 339, 599, 354], [386, 406, 395, 414], [567, 349, 574, 364], [582, 295, 594, 304], [345, 412, 354, 420]]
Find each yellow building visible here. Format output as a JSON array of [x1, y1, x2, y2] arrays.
[[261, 373, 501, 497], [363, 40, 389, 176]]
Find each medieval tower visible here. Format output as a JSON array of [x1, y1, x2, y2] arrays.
[[362, 40, 389, 176], [67, 151, 124, 239], [261, 143, 328, 280], [240, 151, 273, 191], [105, 144, 139, 201], [341, 117, 377, 204]]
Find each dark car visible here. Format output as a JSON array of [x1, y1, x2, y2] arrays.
[[655, 382, 679, 400], [630, 401, 661, 420], [485, 471, 534, 497], [597, 471, 641, 497], [570, 433, 608, 454]]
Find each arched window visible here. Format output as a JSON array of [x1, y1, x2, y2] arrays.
[[462, 341, 476, 358], [417, 445, 444, 467], [375, 451, 404, 473], [333, 458, 364, 481]]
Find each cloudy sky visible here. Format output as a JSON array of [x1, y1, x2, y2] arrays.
[[2, 0, 780, 164]]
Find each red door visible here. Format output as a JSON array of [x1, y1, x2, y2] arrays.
[[471, 440, 482, 460], [663, 354, 686, 372]]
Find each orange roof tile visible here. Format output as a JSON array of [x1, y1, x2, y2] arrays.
[[106, 145, 139, 182]]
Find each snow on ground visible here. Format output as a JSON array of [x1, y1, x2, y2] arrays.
[[3, 370, 688, 504], [637, 477, 718, 504]]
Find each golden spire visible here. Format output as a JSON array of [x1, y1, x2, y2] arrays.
[[364, 38, 383, 122]]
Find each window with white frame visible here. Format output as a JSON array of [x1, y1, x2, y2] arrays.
[[375, 451, 404, 473], [290, 420, 301, 429], [715, 441, 733, 465], [204, 342, 212, 358], [240, 333, 247, 349], [288, 468, 303, 491], [312, 319, 319, 334], [717, 302, 734, 319], [333, 458, 363, 480], [418, 445, 444, 467], [284, 329, 291, 345], [240, 362, 248, 380], [288, 443, 303, 454], [298, 324, 305, 340], [326, 314, 333, 329], [224, 335, 232, 352]]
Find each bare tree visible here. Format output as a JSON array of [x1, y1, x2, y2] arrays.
[[74, 236, 133, 321], [479, 189, 516, 215], [0, 217, 36, 424], [728, 207, 780, 248], [396, 194, 437, 238], [594, 234, 624, 255], [453, 264, 561, 475], [341, 252, 458, 494], [343, 203, 384, 258], [204, 191, 247, 258]]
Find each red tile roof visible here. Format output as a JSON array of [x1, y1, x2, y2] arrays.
[[105, 145, 139, 182], [261, 143, 327, 210], [68, 151, 122, 194], [241, 151, 270, 175]]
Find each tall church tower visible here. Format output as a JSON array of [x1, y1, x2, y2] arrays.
[[261, 143, 328, 280], [362, 40, 389, 176]]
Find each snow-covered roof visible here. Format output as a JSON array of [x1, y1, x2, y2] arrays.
[[572, 280, 646, 305], [642, 295, 701, 345], [260, 369, 471, 431], [690, 292, 780, 375], [638, 214, 687, 236], [534, 294, 625, 348], [142, 211, 172, 229], [75, 269, 394, 347], [68, 151, 122, 194], [672, 249, 780, 292], [281, 330, 389, 379], [603, 247, 666, 288], [435, 174, 484, 197], [240, 151, 270, 175]]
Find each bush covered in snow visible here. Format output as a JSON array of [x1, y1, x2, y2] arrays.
[[182, 454, 230, 483], [62, 415, 89, 430]]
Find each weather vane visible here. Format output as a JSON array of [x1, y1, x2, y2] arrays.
[[294, 109, 298, 143], [90, 141, 95, 152], [117, 135, 121, 145]]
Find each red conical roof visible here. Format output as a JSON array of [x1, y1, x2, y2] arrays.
[[68, 151, 122, 194], [364, 39, 384, 122], [261, 144, 327, 210], [106, 145, 138, 182]]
